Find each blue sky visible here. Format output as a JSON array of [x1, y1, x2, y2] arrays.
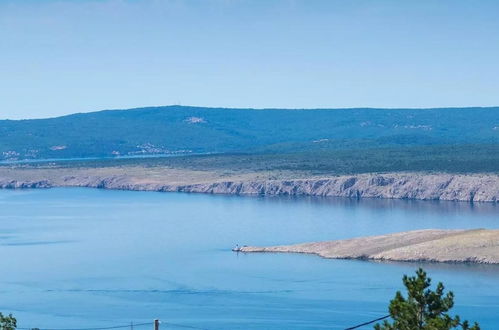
[[1, 0, 499, 119]]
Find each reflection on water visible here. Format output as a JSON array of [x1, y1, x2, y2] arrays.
[[373, 260, 499, 279], [0, 188, 497, 329], [261, 194, 498, 217]]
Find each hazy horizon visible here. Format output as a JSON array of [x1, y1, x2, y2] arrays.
[[3, 104, 499, 121], [2, 0, 499, 119]]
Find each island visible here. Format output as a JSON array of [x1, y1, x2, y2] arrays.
[[1, 106, 498, 203]]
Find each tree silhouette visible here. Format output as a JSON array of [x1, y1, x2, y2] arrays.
[[0, 313, 16, 330], [375, 268, 480, 330]]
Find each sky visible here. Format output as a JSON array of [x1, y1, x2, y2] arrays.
[[1, 0, 499, 119]]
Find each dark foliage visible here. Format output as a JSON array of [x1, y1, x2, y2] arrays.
[[1, 106, 498, 162], [375, 269, 479, 330], [0, 312, 16, 330]]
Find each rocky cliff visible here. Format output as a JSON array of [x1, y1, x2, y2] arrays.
[[0, 168, 497, 202], [157, 174, 498, 202]]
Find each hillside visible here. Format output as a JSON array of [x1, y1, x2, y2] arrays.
[[1, 106, 498, 202], [1, 106, 498, 161]]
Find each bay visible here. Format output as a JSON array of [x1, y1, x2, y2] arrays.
[[0, 188, 497, 329]]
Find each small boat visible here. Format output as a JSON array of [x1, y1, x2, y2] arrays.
[[232, 245, 247, 252]]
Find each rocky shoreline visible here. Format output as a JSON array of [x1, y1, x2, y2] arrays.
[[239, 229, 499, 264], [0, 168, 498, 202]]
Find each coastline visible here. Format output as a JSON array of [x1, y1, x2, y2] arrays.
[[0, 167, 497, 202], [238, 229, 499, 265]]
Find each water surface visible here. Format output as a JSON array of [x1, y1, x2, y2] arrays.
[[0, 188, 498, 329]]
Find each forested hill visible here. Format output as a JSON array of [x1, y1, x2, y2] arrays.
[[1, 106, 498, 161]]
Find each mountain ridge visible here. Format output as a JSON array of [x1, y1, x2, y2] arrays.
[[11, 104, 499, 121], [1, 105, 498, 162]]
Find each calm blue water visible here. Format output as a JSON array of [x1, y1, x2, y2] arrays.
[[0, 188, 498, 329]]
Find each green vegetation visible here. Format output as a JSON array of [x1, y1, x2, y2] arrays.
[[375, 269, 479, 330], [1, 106, 497, 174], [1, 106, 498, 162], [0, 313, 16, 330], [8, 144, 498, 175]]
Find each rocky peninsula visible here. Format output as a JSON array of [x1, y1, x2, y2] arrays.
[[239, 229, 499, 264], [0, 166, 498, 202]]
